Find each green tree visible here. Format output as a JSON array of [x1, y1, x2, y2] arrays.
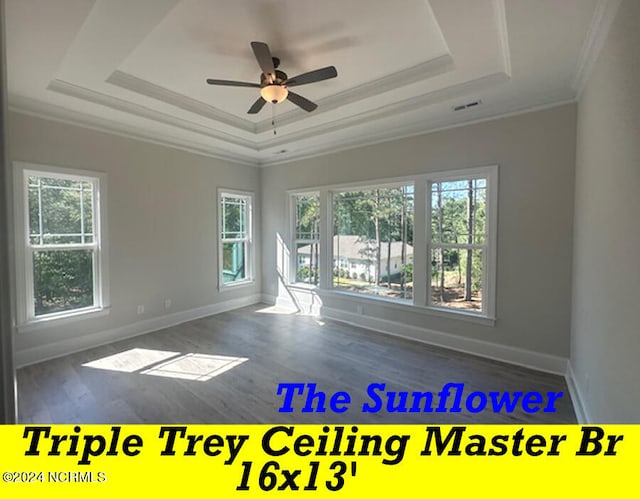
[[28, 176, 95, 315]]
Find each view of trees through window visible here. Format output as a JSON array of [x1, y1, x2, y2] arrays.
[[220, 194, 250, 284], [27, 174, 97, 317], [293, 194, 320, 285], [430, 178, 487, 312], [333, 185, 414, 301]]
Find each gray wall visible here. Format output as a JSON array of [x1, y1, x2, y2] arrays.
[[262, 104, 577, 359], [8, 112, 261, 365], [0, 0, 17, 422], [571, 0, 640, 422]]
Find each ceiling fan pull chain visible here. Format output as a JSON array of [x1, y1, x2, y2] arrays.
[[272, 104, 277, 135]]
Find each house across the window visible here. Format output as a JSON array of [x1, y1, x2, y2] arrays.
[[298, 234, 414, 282], [333, 184, 414, 302]]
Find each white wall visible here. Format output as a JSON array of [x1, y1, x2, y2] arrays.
[[571, 0, 640, 422], [262, 105, 577, 367], [8, 112, 261, 366]]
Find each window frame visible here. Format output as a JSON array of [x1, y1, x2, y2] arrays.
[[286, 167, 497, 325], [425, 165, 498, 320], [13, 162, 110, 330], [289, 191, 321, 287], [218, 189, 254, 290]]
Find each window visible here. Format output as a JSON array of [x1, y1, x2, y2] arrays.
[[15, 164, 108, 325], [286, 167, 497, 324], [427, 166, 497, 317], [219, 191, 253, 287], [292, 193, 320, 286], [333, 184, 414, 301]]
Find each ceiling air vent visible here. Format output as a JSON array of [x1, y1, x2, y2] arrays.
[[453, 99, 483, 112]]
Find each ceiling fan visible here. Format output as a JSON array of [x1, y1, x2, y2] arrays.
[[206, 41, 337, 114]]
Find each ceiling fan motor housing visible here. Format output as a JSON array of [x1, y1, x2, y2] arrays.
[[261, 69, 288, 86]]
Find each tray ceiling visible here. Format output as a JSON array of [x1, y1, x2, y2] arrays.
[[6, 0, 610, 166]]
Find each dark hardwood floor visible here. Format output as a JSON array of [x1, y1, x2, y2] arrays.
[[17, 304, 576, 423]]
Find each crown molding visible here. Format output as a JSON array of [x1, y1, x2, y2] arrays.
[[258, 71, 510, 151], [572, 0, 622, 98], [47, 79, 257, 150], [106, 70, 256, 133], [493, 0, 512, 78], [8, 94, 259, 167], [255, 54, 455, 133]]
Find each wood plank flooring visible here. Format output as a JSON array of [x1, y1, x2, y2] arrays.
[[17, 304, 576, 423]]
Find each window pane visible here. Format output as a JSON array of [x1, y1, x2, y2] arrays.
[[222, 197, 246, 239], [28, 174, 95, 245], [430, 247, 483, 312], [295, 194, 320, 240], [296, 242, 319, 285], [33, 249, 95, 317], [431, 179, 486, 245], [222, 241, 246, 283], [333, 185, 414, 301]]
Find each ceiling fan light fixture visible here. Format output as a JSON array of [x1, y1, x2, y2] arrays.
[[261, 84, 288, 104]]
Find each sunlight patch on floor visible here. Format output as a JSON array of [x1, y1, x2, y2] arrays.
[[82, 348, 248, 381], [141, 353, 248, 381], [255, 305, 297, 315]]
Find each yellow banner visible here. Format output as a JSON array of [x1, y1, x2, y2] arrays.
[[0, 425, 636, 497]]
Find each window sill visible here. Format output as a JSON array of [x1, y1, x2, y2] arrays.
[[220, 279, 255, 292], [317, 289, 496, 327], [18, 307, 111, 333], [423, 305, 496, 326]]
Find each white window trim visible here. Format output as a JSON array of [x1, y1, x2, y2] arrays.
[[218, 188, 254, 290], [289, 191, 321, 287], [285, 166, 498, 326], [425, 165, 498, 320], [13, 162, 110, 331]]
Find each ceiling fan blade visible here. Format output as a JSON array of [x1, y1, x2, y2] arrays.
[[247, 97, 267, 114], [250, 41, 276, 82], [206, 78, 261, 88], [287, 90, 318, 112], [285, 66, 337, 87]]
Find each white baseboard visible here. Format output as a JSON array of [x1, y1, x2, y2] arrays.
[[321, 306, 568, 376], [15, 293, 264, 367], [565, 362, 591, 424]]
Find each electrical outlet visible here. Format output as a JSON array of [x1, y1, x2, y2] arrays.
[[137, 305, 144, 315], [164, 299, 172, 310]]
